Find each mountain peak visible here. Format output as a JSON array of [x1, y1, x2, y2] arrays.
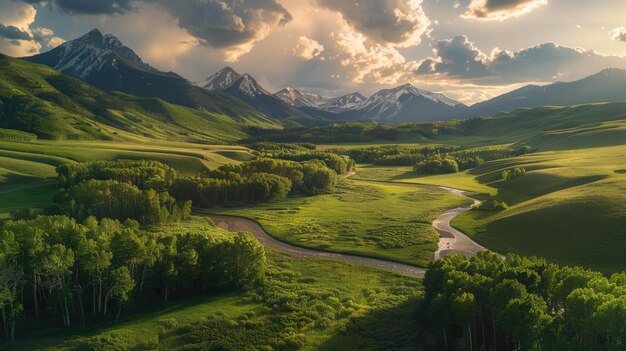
[[76, 28, 104, 44], [274, 87, 327, 108], [198, 66, 242, 90], [228, 73, 270, 97]]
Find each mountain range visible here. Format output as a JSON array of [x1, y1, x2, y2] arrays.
[[15, 28, 626, 129]]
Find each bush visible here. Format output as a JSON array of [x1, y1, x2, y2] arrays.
[[473, 199, 508, 211], [502, 167, 526, 182], [414, 155, 459, 174]]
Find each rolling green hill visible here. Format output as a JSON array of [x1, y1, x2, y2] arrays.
[[0, 54, 280, 142]]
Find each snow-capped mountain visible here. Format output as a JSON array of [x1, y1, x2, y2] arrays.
[[22, 29, 277, 122], [196, 66, 241, 91], [222, 74, 316, 122], [24, 28, 162, 81], [340, 83, 466, 122], [22, 28, 195, 99], [318, 92, 366, 113], [225, 74, 272, 97], [274, 87, 328, 108]]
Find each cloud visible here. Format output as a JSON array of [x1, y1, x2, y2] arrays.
[[18, 0, 292, 62], [462, 0, 548, 21], [0, 23, 32, 40], [0, 1, 64, 56], [149, 0, 292, 61], [21, 0, 135, 15], [333, 26, 417, 84], [316, 0, 430, 47], [611, 27, 626, 42], [293, 36, 324, 60], [417, 35, 626, 84]]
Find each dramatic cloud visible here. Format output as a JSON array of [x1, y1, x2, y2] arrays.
[[18, 0, 292, 61], [417, 35, 626, 84], [333, 26, 417, 84], [0, 1, 63, 56], [293, 36, 324, 60], [0, 23, 32, 40], [316, 0, 430, 47], [150, 0, 292, 61], [462, 0, 548, 21], [49, 0, 135, 15], [611, 27, 626, 42]]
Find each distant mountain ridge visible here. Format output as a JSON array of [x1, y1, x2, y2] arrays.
[[21, 29, 626, 126], [467, 68, 626, 117]]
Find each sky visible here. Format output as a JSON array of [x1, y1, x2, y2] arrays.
[[1, 0, 626, 104]]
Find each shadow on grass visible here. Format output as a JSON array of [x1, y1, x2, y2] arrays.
[[319, 298, 424, 351], [4, 291, 255, 350]]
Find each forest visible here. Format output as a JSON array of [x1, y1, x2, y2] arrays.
[[0, 216, 265, 340], [421, 252, 626, 350]]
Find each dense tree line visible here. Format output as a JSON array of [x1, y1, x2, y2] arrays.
[[52, 179, 191, 225], [56, 160, 177, 190], [241, 121, 470, 144], [414, 155, 460, 174], [0, 216, 265, 340], [421, 252, 626, 350], [337, 145, 461, 166], [170, 173, 292, 207], [173, 158, 337, 206], [242, 123, 402, 143], [246, 142, 355, 175]]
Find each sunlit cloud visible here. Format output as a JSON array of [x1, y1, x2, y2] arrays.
[[611, 27, 626, 42], [462, 0, 548, 21], [293, 36, 325, 60]]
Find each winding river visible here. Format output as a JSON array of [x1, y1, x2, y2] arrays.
[[206, 183, 486, 279]]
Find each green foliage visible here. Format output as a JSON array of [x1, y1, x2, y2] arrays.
[[0, 215, 265, 340], [414, 155, 459, 174], [53, 179, 190, 225], [56, 160, 177, 190], [163, 252, 422, 351], [422, 252, 626, 350], [340, 145, 460, 166], [172, 157, 337, 207], [502, 168, 526, 182], [473, 199, 509, 211]]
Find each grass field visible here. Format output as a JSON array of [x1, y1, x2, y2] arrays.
[[207, 178, 469, 267], [5, 218, 422, 350], [344, 144, 626, 273], [449, 145, 626, 273], [352, 165, 497, 195]]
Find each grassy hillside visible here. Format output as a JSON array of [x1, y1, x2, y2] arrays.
[[0, 139, 255, 218], [253, 103, 626, 152], [206, 178, 469, 266], [449, 145, 626, 273], [0, 54, 280, 142]]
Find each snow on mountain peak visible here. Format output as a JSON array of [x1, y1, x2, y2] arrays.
[[198, 66, 242, 90], [274, 87, 327, 108], [232, 74, 270, 97]]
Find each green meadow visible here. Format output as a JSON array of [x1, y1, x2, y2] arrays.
[[207, 178, 469, 267]]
